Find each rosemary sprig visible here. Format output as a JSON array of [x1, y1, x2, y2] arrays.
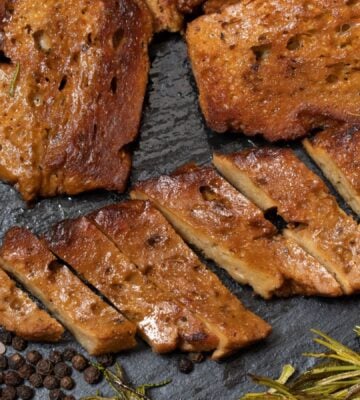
[[81, 363, 171, 400], [241, 327, 360, 400], [9, 62, 20, 97]]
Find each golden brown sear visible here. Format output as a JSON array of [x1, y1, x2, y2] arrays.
[[89, 200, 271, 359], [0, 268, 64, 341], [304, 127, 360, 215], [144, 0, 204, 32], [0, 227, 137, 355], [203, 0, 239, 14], [186, 0, 360, 141], [131, 165, 342, 299], [0, 0, 152, 201], [213, 149, 360, 295], [46, 217, 218, 355]]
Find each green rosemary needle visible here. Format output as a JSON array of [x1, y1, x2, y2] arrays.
[[241, 327, 360, 400], [9, 62, 20, 97], [81, 363, 171, 400]]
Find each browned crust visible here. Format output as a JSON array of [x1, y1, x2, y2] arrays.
[[0, 0, 153, 201], [186, 0, 360, 141], [131, 165, 342, 298], [213, 149, 360, 295], [203, 0, 239, 14], [0, 268, 64, 342], [46, 217, 218, 354], [88, 200, 271, 359], [0, 227, 137, 355], [304, 127, 360, 215]]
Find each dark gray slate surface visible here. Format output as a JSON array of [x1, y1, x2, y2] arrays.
[[0, 33, 359, 400]]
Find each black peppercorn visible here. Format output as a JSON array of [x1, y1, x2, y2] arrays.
[[12, 337, 27, 351], [0, 370, 4, 384], [49, 389, 65, 400], [54, 362, 71, 379], [49, 351, 63, 364], [8, 353, 26, 370], [1, 385, 17, 400], [96, 353, 115, 368], [18, 363, 35, 380], [29, 373, 43, 388], [62, 348, 76, 362], [178, 357, 194, 374], [26, 351, 42, 366], [63, 396, 75, 400], [43, 375, 60, 390], [83, 366, 102, 384], [0, 330, 13, 345], [16, 385, 34, 400], [71, 355, 88, 371], [4, 370, 23, 386], [0, 354, 8, 370], [60, 376, 74, 391], [36, 359, 53, 376]]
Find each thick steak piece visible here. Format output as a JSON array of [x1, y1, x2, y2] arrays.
[[131, 166, 342, 299], [0, 0, 152, 201], [0, 268, 64, 341], [213, 149, 360, 295], [0, 227, 137, 355], [304, 127, 360, 215], [187, 0, 360, 141], [88, 200, 271, 359], [46, 217, 218, 355]]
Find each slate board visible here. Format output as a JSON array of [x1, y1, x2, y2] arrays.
[[0, 33, 359, 400]]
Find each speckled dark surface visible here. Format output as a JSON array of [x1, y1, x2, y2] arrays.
[[0, 33, 359, 400]]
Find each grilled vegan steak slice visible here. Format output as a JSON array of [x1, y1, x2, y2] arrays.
[[88, 200, 271, 360], [131, 166, 342, 298], [0, 268, 64, 341], [187, 0, 360, 141], [0, 0, 152, 201], [0, 227, 137, 355], [213, 149, 360, 295], [47, 217, 218, 355], [304, 127, 360, 215]]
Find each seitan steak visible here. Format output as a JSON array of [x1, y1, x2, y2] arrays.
[[0, 0, 152, 201], [0, 227, 137, 355], [46, 217, 218, 354]]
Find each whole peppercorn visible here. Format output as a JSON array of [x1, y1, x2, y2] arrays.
[[54, 362, 71, 379], [18, 363, 35, 380], [26, 351, 42, 366], [29, 373, 43, 388], [43, 375, 60, 390], [60, 376, 74, 391], [8, 353, 26, 370], [83, 366, 102, 384], [62, 348, 76, 362], [0, 330, 13, 345], [0, 354, 8, 370], [4, 370, 24, 386], [2, 385, 17, 400], [16, 385, 34, 400], [178, 357, 194, 374], [49, 351, 63, 364], [96, 353, 115, 368], [71, 355, 88, 371], [64, 396, 75, 400], [36, 359, 53, 376], [0, 370, 4, 384], [12, 336, 27, 351], [49, 389, 65, 400]]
